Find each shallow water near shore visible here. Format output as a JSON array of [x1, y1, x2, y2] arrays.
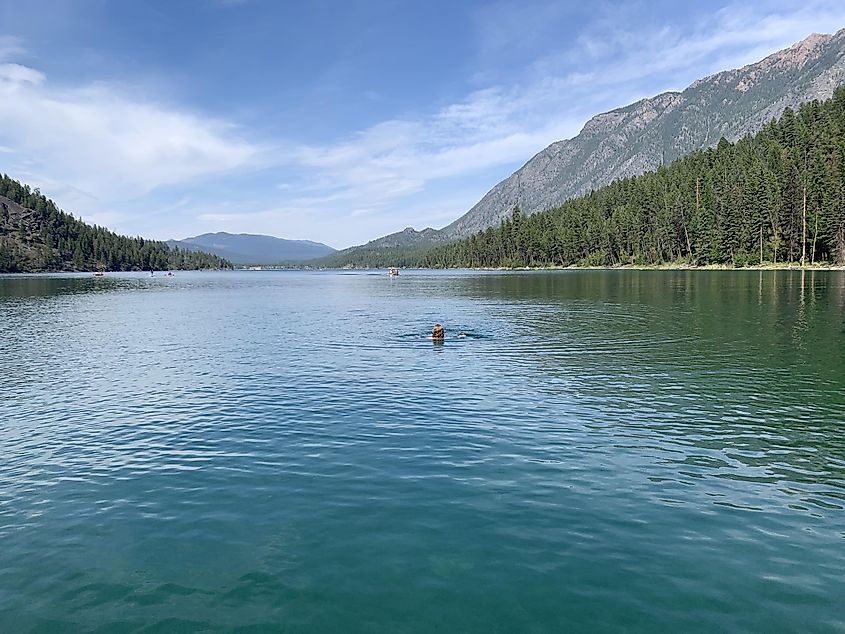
[[1, 269, 844, 632]]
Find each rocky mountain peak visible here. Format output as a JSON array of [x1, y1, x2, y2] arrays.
[[761, 30, 834, 70]]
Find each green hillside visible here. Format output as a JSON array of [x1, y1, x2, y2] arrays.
[[0, 175, 231, 272], [420, 88, 845, 268]]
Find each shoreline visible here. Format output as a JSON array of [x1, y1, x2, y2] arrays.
[[468, 263, 845, 272], [3, 264, 845, 275]]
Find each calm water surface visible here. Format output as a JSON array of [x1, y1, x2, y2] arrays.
[[1, 270, 844, 632]]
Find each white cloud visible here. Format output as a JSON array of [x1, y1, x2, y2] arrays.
[[0, 35, 24, 62], [537, 0, 845, 93], [0, 62, 45, 85], [0, 55, 262, 215], [280, 89, 583, 242]]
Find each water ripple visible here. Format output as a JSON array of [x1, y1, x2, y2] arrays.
[[1, 270, 844, 632]]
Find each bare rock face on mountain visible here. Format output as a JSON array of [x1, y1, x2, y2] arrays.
[[437, 29, 845, 239]]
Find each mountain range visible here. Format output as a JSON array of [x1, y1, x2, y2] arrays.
[[169, 232, 336, 265], [329, 28, 845, 263]]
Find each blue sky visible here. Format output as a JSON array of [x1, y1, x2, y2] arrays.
[[1, 1, 844, 248]]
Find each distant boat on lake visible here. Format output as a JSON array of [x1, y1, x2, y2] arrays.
[[388, 267, 400, 276]]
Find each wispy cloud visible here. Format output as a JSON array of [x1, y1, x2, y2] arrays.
[[273, 88, 584, 244], [0, 35, 25, 62], [0, 44, 263, 222], [0, 62, 45, 85], [547, 0, 845, 91]]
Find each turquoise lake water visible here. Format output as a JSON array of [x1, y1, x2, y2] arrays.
[[1, 269, 844, 632]]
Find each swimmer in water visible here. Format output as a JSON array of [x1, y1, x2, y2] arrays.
[[432, 323, 445, 341]]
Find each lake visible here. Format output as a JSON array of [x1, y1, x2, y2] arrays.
[[1, 269, 844, 632]]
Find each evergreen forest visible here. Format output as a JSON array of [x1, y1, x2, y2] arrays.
[[413, 87, 845, 268], [0, 175, 231, 272]]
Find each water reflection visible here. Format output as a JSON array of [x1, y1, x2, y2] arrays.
[[0, 273, 120, 298]]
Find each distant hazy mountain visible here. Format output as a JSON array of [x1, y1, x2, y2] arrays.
[[169, 232, 336, 265], [330, 29, 845, 264]]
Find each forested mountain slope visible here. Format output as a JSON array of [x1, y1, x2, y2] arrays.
[[325, 29, 845, 268], [420, 89, 845, 268], [441, 30, 845, 241], [0, 175, 230, 272]]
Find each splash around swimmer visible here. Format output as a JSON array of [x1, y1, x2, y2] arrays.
[[426, 324, 466, 341]]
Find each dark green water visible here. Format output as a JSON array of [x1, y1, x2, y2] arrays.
[[1, 270, 843, 632]]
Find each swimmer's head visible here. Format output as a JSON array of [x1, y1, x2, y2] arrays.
[[432, 324, 445, 340]]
